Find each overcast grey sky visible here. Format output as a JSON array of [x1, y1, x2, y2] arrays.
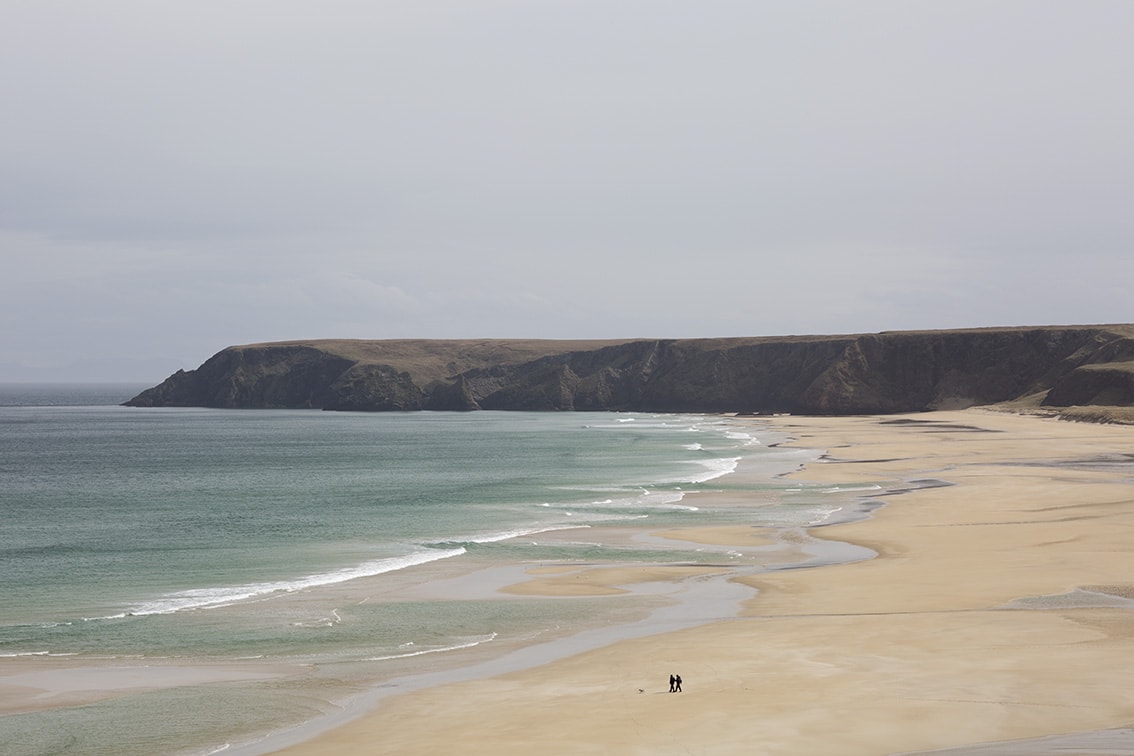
[[3, 1, 1132, 381]]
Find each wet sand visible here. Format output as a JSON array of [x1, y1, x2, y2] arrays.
[[264, 409, 1134, 755], [0, 660, 304, 716]]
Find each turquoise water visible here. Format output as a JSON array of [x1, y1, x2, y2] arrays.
[[0, 385, 864, 755]]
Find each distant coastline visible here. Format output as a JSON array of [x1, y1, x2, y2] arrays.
[[124, 325, 1134, 420]]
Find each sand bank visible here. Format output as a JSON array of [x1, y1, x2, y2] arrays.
[[0, 660, 303, 715], [266, 409, 1134, 755]]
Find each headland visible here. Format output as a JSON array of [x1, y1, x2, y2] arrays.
[[124, 326, 1134, 419]]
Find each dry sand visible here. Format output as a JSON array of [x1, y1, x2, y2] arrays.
[[262, 409, 1134, 755]]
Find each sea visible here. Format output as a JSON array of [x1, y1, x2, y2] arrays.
[[0, 383, 881, 755]]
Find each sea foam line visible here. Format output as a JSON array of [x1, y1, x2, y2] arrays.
[[819, 484, 883, 494], [725, 430, 762, 446], [364, 633, 497, 662], [542, 489, 692, 511], [126, 547, 467, 616], [653, 456, 741, 485], [462, 523, 588, 544]]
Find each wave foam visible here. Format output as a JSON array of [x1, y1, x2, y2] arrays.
[[127, 547, 466, 616], [662, 456, 741, 484], [819, 484, 883, 494], [542, 489, 692, 512], [725, 430, 762, 446], [364, 632, 497, 661], [431, 523, 588, 547]]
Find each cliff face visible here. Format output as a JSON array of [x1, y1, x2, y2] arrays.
[[124, 326, 1134, 416]]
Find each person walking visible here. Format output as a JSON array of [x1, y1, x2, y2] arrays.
[[674, 674, 682, 692], [668, 674, 676, 692]]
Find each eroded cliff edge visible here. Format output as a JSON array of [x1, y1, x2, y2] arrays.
[[124, 326, 1134, 418]]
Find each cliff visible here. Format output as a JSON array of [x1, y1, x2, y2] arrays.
[[124, 326, 1134, 418]]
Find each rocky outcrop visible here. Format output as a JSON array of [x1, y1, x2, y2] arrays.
[[124, 326, 1134, 415], [131, 345, 355, 409], [1044, 361, 1134, 408]]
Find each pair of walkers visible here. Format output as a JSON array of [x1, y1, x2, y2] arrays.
[[668, 673, 682, 692]]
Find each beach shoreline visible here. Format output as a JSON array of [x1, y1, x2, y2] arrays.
[[259, 409, 1134, 755], [7, 409, 1134, 754], [218, 424, 881, 755], [1, 413, 871, 755]]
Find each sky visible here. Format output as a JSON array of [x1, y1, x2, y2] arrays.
[[3, 1, 1133, 381]]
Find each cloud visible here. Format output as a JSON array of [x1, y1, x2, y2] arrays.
[[1, 1, 1132, 379]]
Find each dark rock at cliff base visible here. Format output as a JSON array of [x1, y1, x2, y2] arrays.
[[1044, 361, 1134, 408], [124, 326, 1134, 416]]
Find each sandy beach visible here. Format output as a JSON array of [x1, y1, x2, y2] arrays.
[[261, 409, 1134, 755]]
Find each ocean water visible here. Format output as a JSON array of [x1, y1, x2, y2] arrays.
[[0, 384, 875, 755]]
